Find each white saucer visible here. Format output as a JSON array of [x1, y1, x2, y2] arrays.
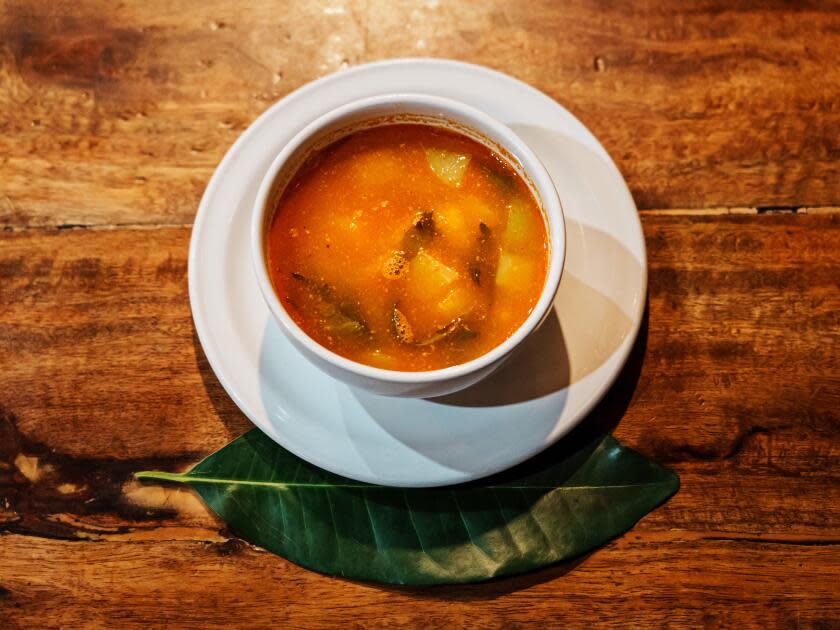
[[189, 59, 646, 487]]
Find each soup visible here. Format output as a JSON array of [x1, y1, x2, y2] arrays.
[[266, 123, 549, 371]]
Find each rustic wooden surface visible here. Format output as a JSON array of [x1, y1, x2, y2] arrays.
[[1, 1, 838, 628]]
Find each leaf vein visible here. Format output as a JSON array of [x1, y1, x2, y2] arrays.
[[451, 490, 500, 573]]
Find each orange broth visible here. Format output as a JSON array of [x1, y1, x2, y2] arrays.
[[266, 123, 548, 371]]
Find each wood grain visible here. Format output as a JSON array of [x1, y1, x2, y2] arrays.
[[1, 533, 838, 629], [1, 214, 838, 626], [1, 0, 840, 226], [2, 1, 839, 626]]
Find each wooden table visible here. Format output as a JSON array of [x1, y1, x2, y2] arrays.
[[1, 1, 838, 627]]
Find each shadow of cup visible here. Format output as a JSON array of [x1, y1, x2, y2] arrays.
[[430, 308, 570, 407]]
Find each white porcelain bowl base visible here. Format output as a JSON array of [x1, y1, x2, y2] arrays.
[[189, 59, 647, 487]]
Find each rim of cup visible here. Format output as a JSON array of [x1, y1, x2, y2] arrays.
[[251, 92, 566, 386]]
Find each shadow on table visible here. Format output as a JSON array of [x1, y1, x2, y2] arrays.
[[191, 329, 253, 438]]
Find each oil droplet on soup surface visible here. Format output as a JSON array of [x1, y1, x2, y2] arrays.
[[266, 124, 548, 371]]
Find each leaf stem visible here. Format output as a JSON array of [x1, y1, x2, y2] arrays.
[[135, 471, 191, 483]]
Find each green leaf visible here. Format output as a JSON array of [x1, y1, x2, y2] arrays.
[[136, 430, 678, 585]]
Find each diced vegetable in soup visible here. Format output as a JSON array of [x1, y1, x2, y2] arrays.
[[266, 124, 548, 371]]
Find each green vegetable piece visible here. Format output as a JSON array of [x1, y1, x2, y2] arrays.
[[323, 316, 366, 336], [470, 221, 496, 286], [291, 272, 369, 337], [426, 148, 470, 186], [479, 162, 516, 194], [390, 303, 475, 347], [400, 211, 435, 259], [415, 317, 476, 346]]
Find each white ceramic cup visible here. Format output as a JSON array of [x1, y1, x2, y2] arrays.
[[252, 93, 565, 397]]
